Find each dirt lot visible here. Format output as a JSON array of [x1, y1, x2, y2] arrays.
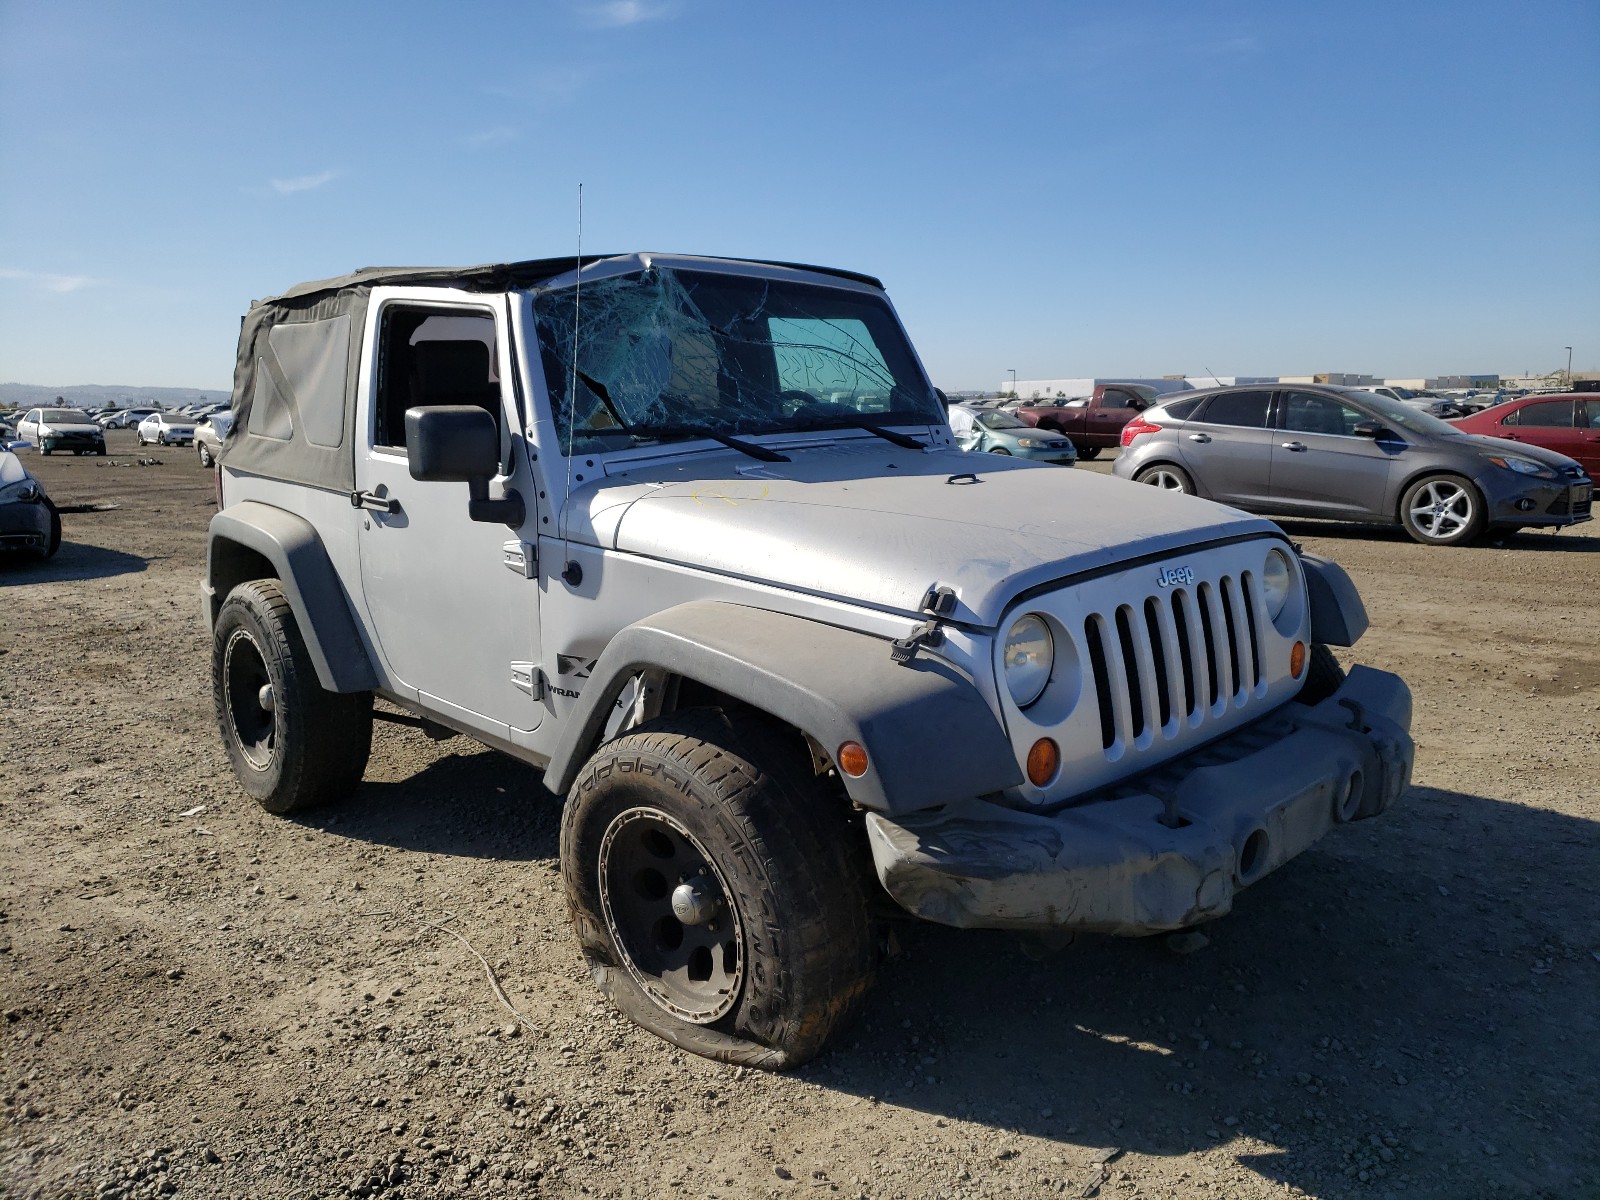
[[3, 431, 1598, 1200]]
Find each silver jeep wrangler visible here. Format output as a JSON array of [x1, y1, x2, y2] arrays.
[[205, 253, 1413, 1067]]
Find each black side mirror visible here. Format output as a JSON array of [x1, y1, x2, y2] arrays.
[[405, 406, 525, 526], [1351, 420, 1391, 440], [934, 387, 952, 408]]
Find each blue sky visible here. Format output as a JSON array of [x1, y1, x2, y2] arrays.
[[2, 0, 1595, 391]]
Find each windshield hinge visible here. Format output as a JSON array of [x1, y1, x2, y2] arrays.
[[503, 540, 537, 578], [890, 620, 945, 665]]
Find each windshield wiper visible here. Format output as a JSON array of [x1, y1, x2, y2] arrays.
[[626, 424, 791, 464], [571, 371, 789, 463], [788, 413, 927, 450]]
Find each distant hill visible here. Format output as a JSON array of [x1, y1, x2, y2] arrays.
[[0, 382, 230, 411]]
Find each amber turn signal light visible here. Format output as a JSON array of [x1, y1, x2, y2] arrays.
[[1290, 641, 1307, 678], [837, 741, 870, 778], [1026, 738, 1060, 787]]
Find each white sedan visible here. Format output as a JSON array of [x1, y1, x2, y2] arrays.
[[137, 412, 198, 447], [15, 407, 107, 456]]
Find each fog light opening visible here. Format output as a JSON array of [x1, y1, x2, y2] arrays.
[[1237, 828, 1271, 884], [1335, 770, 1363, 822], [837, 741, 869, 778], [1515, 498, 1536, 512]]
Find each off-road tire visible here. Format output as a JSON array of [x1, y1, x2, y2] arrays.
[[561, 708, 876, 1069], [1399, 473, 1483, 546], [1077, 445, 1102, 461], [1294, 643, 1345, 706], [1134, 463, 1195, 494], [212, 579, 372, 815]]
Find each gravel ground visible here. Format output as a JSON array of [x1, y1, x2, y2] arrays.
[[3, 431, 1598, 1200]]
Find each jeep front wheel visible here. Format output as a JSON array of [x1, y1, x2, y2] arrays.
[[212, 579, 372, 814], [561, 710, 876, 1069]]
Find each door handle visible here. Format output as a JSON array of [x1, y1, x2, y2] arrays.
[[351, 490, 399, 514], [1187, 433, 1212, 443], [1281, 441, 1307, 452]]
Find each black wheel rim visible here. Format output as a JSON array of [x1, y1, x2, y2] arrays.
[[223, 629, 275, 771], [597, 807, 744, 1024]]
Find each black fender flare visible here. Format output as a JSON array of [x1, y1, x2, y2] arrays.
[[1299, 553, 1368, 647], [204, 501, 378, 693], [543, 601, 1022, 815]]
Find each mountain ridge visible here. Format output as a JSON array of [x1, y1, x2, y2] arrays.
[[1, 382, 230, 410]]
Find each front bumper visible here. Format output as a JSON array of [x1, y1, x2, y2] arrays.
[[866, 665, 1413, 935], [1013, 444, 1077, 465], [42, 433, 105, 452], [1482, 471, 1591, 528]]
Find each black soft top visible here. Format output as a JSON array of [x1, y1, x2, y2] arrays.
[[261, 254, 883, 305]]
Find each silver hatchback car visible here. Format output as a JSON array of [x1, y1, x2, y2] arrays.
[[1113, 384, 1592, 546]]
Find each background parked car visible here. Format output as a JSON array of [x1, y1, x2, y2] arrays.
[[137, 411, 198, 447], [947, 404, 1078, 464], [1004, 383, 1158, 460], [99, 407, 159, 429], [1113, 384, 1591, 545], [1448, 393, 1600, 478], [15, 407, 107, 456], [0, 449, 60, 559], [194, 411, 234, 467]]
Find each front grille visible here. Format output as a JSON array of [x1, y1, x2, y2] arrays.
[[1083, 573, 1263, 754], [1549, 493, 1592, 517]]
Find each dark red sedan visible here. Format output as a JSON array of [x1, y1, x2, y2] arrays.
[[1448, 394, 1600, 477]]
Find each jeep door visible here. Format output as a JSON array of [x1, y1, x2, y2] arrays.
[[1174, 389, 1276, 508], [353, 293, 543, 740], [1268, 390, 1397, 519]]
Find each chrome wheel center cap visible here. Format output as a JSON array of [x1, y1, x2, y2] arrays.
[[258, 684, 275, 713], [670, 877, 723, 926]]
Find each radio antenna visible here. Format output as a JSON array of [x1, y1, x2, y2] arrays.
[[1203, 364, 1223, 387], [560, 184, 583, 586]]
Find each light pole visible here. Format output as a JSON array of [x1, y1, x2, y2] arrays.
[[1565, 346, 1573, 389], [1007, 368, 1017, 395]]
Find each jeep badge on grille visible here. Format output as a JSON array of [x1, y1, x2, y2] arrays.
[[1156, 565, 1195, 588]]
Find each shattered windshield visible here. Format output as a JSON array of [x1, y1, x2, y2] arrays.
[[532, 266, 942, 454]]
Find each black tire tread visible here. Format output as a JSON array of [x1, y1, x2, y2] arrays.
[[562, 708, 876, 1069], [213, 579, 371, 814], [1295, 643, 1346, 706]]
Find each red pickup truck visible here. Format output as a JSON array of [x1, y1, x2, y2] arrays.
[[1009, 383, 1159, 459]]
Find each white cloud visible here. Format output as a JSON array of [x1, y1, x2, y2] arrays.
[[269, 170, 339, 195], [0, 268, 94, 293], [465, 126, 519, 148], [580, 0, 675, 28]]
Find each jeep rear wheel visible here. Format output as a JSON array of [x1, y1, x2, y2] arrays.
[[212, 579, 372, 814], [561, 709, 876, 1069]]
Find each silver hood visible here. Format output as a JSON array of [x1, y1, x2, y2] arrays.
[[561, 439, 1284, 628]]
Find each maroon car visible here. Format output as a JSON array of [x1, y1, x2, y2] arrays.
[[1448, 394, 1600, 478], [1010, 383, 1157, 460]]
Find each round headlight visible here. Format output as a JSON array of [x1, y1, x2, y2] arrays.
[[1260, 549, 1292, 620], [1003, 614, 1054, 708]]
